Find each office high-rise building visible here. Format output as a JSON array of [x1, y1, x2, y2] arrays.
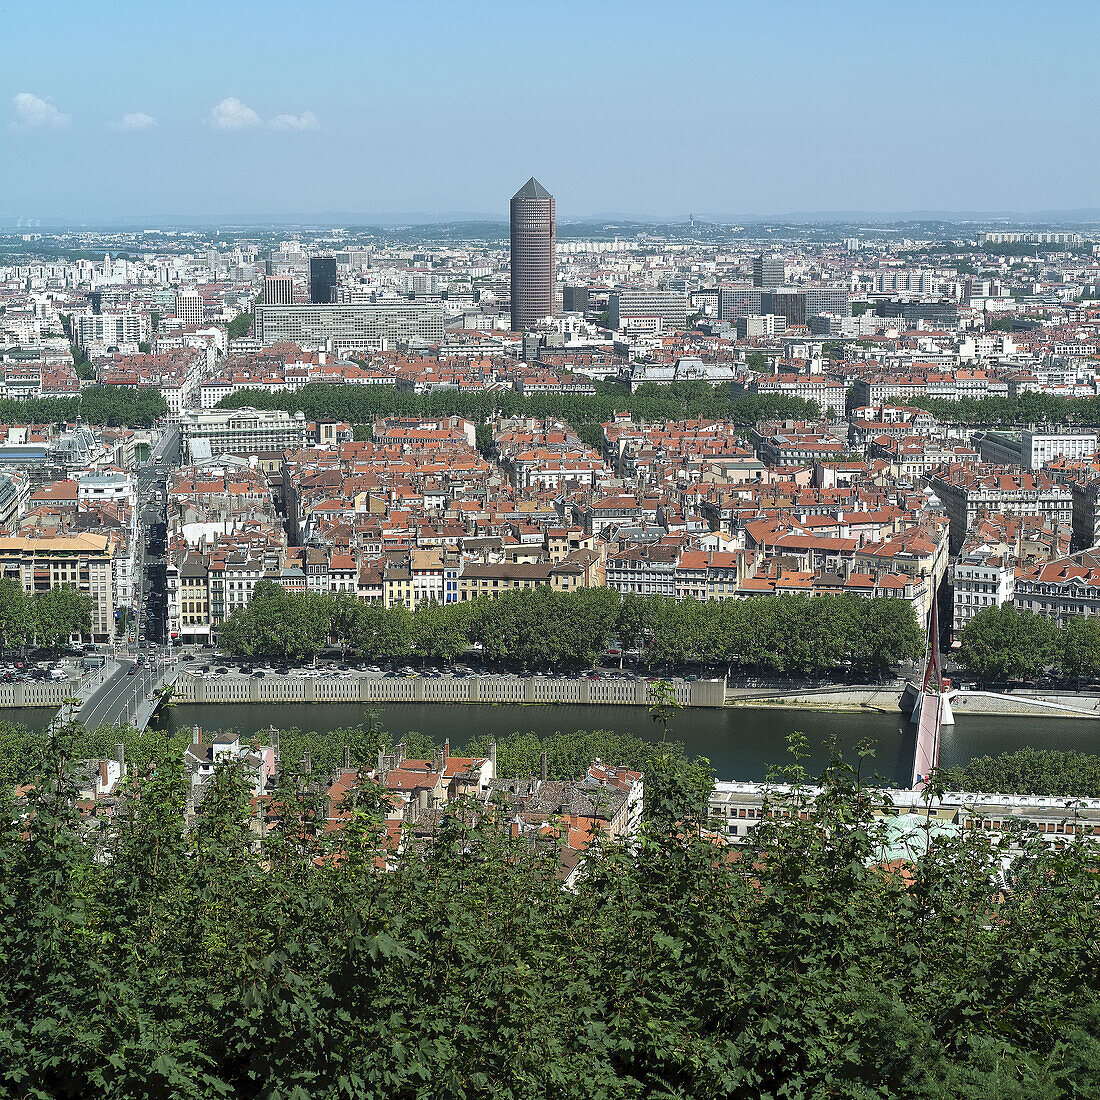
[[175, 290, 204, 327], [253, 302, 445, 351], [718, 285, 763, 321], [608, 289, 689, 332], [760, 289, 807, 328], [263, 275, 294, 305], [752, 254, 785, 288], [510, 177, 555, 331], [805, 285, 850, 317], [562, 285, 589, 313], [310, 256, 337, 304]]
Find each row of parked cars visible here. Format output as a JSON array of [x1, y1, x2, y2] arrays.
[[174, 653, 703, 683], [1, 660, 69, 684]]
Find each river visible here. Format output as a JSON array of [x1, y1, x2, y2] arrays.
[[9, 701, 1099, 785], [134, 702, 1100, 787]]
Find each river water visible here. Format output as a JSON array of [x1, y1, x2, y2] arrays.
[[10, 701, 1099, 785], [138, 702, 1100, 786]]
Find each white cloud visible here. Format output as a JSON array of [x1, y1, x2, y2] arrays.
[[208, 97, 260, 130], [12, 92, 69, 129], [113, 111, 156, 131], [271, 110, 320, 131]]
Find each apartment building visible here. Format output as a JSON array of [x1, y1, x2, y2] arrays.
[[457, 560, 586, 600], [979, 430, 1098, 472], [952, 552, 1016, 634], [926, 463, 1073, 552], [709, 781, 1100, 847], [73, 312, 146, 351], [733, 373, 847, 419], [608, 290, 689, 332], [0, 533, 116, 641], [1014, 549, 1100, 625]]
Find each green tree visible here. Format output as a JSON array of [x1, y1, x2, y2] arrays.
[[1058, 614, 1100, 682], [225, 312, 252, 340], [33, 586, 93, 649], [410, 600, 473, 662], [0, 578, 34, 649], [941, 747, 1100, 798], [958, 603, 1061, 682]]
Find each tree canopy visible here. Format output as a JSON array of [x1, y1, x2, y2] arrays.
[[956, 603, 1099, 683], [218, 584, 924, 675], [941, 747, 1100, 798], [0, 385, 167, 428], [913, 390, 1100, 427], [956, 603, 1061, 682], [3, 736, 1100, 1097], [225, 311, 252, 340], [216, 378, 820, 436], [0, 578, 93, 650]]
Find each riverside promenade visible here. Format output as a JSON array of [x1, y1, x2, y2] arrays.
[[727, 682, 1100, 719]]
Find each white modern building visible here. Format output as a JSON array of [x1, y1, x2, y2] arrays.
[[179, 407, 309, 459], [175, 290, 204, 327]]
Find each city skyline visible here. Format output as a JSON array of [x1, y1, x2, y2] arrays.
[[3, 0, 1099, 222]]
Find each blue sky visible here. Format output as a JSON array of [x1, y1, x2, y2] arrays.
[[2, 0, 1097, 222]]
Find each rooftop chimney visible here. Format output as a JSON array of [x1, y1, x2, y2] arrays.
[[489, 739, 497, 776], [540, 751, 548, 784], [115, 742, 125, 772], [192, 726, 202, 745], [301, 751, 311, 776]]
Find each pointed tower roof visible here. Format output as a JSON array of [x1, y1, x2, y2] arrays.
[[512, 177, 552, 201]]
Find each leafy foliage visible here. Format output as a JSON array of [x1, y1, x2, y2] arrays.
[[217, 377, 820, 431], [463, 726, 686, 781], [941, 747, 1100, 798], [957, 604, 1100, 684], [3, 737, 1100, 1097], [914, 390, 1100, 427], [0, 578, 92, 649], [0, 384, 167, 427], [219, 584, 923, 675], [225, 311, 253, 340]]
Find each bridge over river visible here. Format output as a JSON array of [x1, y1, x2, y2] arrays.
[[48, 653, 177, 735]]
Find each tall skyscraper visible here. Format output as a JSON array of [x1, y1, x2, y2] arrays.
[[752, 254, 785, 288], [310, 256, 337, 304], [510, 177, 555, 331]]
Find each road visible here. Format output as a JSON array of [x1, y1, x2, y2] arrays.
[[76, 656, 170, 730], [131, 425, 175, 651]]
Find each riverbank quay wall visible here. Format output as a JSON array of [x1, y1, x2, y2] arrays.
[[175, 673, 727, 708], [0, 681, 79, 707]]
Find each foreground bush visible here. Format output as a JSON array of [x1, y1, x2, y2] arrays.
[[2, 742, 1098, 1098]]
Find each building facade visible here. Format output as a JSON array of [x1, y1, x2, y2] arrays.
[[175, 290, 204, 327], [752, 254, 785, 288], [179, 407, 309, 458]]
